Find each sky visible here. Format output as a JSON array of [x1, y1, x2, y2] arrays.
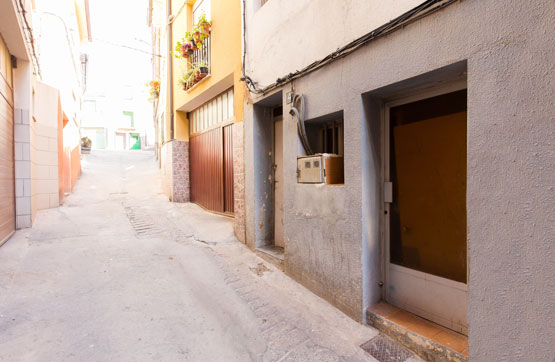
[[85, 0, 153, 96]]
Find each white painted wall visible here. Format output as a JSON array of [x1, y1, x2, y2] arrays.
[[245, 0, 423, 86], [33, 0, 84, 124], [30, 81, 60, 218]]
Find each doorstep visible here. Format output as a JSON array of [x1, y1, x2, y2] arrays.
[[367, 302, 468, 362], [255, 245, 284, 270]]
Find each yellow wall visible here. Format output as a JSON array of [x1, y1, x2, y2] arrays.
[[169, 0, 245, 142]]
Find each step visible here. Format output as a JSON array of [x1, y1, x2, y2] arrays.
[[255, 245, 284, 270], [367, 302, 468, 362]]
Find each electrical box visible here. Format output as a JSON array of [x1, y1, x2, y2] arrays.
[[297, 154, 344, 184]]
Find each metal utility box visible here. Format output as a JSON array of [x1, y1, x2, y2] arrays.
[[297, 154, 344, 184]]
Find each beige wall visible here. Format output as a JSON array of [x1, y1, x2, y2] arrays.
[[30, 81, 60, 220]]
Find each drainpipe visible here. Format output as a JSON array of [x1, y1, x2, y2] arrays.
[[167, 0, 174, 140]]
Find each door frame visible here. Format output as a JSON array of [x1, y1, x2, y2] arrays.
[[273, 115, 284, 248], [381, 80, 468, 333]]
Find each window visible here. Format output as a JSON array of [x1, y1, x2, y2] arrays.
[[301, 111, 344, 185], [193, 0, 210, 25], [123, 111, 134, 128], [190, 88, 234, 135], [304, 111, 344, 156]]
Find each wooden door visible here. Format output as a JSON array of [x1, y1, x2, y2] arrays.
[[223, 124, 234, 213], [190, 127, 224, 212]]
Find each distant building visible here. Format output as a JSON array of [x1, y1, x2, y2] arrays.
[[81, 88, 154, 151], [0, 0, 90, 242]]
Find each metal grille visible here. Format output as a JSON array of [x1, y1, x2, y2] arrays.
[[361, 335, 412, 362], [191, 34, 210, 72], [123, 203, 163, 238]]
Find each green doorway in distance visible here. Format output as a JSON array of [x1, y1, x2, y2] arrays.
[[130, 133, 140, 150], [95, 129, 106, 149]]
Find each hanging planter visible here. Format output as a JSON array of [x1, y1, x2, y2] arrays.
[[198, 14, 211, 34], [180, 45, 190, 58], [146, 80, 160, 101]]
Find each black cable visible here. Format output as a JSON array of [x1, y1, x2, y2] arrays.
[[245, 0, 458, 95], [17, 0, 42, 78]]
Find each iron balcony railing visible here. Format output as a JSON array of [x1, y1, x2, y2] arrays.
[[191, 34, 210, 72]]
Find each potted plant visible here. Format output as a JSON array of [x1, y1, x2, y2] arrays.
[[81, 137, 92, 154], [175, 33, 196, 58], [147, 80, 160, 97], [192, 27, 204, 45], [198, 61, 209, 76], [180, 69, 195, 90], [197, 13, 211, 34]]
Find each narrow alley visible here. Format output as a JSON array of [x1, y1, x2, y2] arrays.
[[0, 150, 394, 362]]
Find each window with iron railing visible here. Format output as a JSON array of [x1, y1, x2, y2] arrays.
[[190, 34, 210, 73]]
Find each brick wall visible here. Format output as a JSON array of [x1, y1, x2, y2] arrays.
[[161, 140, 190, 203], [171, 140, 190, 202]]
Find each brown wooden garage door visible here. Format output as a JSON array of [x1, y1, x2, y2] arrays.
[[189, 88, 234, 214], [0, 39, 15, 245]]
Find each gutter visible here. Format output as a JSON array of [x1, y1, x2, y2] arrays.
[[167, 0, 174, 140]]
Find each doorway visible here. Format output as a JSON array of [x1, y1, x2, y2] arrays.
[[130, 133, 140, 150], [252, 91, 284, 263], [273, 114, 284, 249], [115, 132, 126, 150], [384, 88, 468, 334]]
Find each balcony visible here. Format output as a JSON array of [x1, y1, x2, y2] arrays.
[[191, 34, 210, 71], [180, 34, 211, 92]]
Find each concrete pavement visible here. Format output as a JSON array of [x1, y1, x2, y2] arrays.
[[0, 150, 404, 362]]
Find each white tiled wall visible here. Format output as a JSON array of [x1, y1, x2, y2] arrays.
[[30, 116, 59, 216], [14, 108, 32, 229]]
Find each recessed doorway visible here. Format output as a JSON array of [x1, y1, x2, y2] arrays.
[[384, 87, 468, 334], [252, 92, 284, 267]]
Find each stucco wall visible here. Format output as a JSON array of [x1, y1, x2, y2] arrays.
[[30, 81, 60, 219], [244, 0, 555, 359], [245, 0, 423, 86], [171, 0, 245, 142]]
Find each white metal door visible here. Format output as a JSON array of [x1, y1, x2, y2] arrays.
[[384, 85, 468, 335]]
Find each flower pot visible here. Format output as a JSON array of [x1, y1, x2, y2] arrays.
[[199, 66, 209, 74], [187, 48, 194, 55], [202, 23, 210, 34]]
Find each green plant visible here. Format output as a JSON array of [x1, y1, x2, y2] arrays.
[[81, 137, 92, 148], [179, 68, 195, 90], [197, 13, 211, 34], [175, 33, 194, 58]]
